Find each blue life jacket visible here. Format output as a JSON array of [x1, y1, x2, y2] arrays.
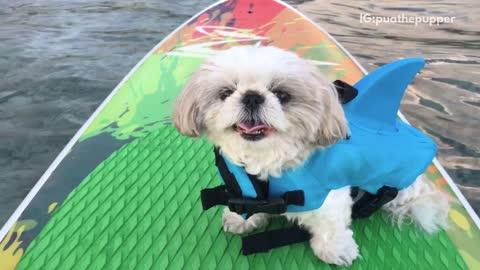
[[220, 118, 436, 212], [208, 58, 437, 213]]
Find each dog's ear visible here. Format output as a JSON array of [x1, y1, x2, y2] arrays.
[[172, 68, 206, 138], [314, 76, 350, 147]]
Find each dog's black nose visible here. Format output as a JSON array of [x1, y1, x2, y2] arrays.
[[242, 91, 265, 110]]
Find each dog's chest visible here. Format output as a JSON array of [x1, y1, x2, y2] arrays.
[[239, 150, 312, 180]]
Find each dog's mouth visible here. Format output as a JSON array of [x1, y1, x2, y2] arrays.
[[233, 121, 273, 141]]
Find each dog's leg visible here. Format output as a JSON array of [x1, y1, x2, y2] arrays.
[[222, 208, 270, 234], [383, 175, 449, 233], [286, 187, 359, 266]]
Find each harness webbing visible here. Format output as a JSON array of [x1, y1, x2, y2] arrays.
[[352, 186, 398, 219], [240, 187, 398, 255], [201, 148, 305, 215], [242, 226, 311, 255], [213, 147, 242, 197]]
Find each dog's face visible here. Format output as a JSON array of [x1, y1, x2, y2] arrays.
[[173, 46, 348, 167]]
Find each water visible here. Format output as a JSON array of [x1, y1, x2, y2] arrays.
[[0, 0, 478, 226]]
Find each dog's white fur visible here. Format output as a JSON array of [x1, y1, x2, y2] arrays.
[[173, 46, 449, 266]]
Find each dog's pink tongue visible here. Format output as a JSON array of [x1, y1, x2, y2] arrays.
[[237, 122, 269, 133]]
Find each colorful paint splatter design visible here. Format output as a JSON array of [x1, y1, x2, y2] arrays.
[[1, 0, 478, 269]]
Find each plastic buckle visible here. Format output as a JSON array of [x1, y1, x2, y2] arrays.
[[228, 198, 288, 215]]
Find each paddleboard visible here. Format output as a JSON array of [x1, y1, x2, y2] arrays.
[[1, 0, 479, 269]]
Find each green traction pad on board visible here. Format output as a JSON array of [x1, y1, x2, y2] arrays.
[[17, 125, 468, 270]]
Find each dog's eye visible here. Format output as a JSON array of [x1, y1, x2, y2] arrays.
[[219, 89, 234, 101], [272, 90, 291, 104]]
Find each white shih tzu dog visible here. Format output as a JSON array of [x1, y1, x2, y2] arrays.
[[173, 46, 449, 266]]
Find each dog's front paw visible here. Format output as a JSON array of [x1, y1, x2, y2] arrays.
[[222, 208, 269, 234], [310, 229, 359, 266]]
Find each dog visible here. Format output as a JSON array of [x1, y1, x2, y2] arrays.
[[172, 45, 449, 266]]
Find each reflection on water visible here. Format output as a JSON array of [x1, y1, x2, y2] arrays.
[[0, 0, 478, 225], [0, 0, 212, 226], [294, 0, 479, 213]]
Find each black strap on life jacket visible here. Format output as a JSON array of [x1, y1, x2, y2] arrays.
[[200, 147, 306, 254], [214, 147, 242, 197], [200, 148, 305, 216], [238, 187, 399, 255], [351, 186, 399, 219], [242, 225, 311, 255]]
